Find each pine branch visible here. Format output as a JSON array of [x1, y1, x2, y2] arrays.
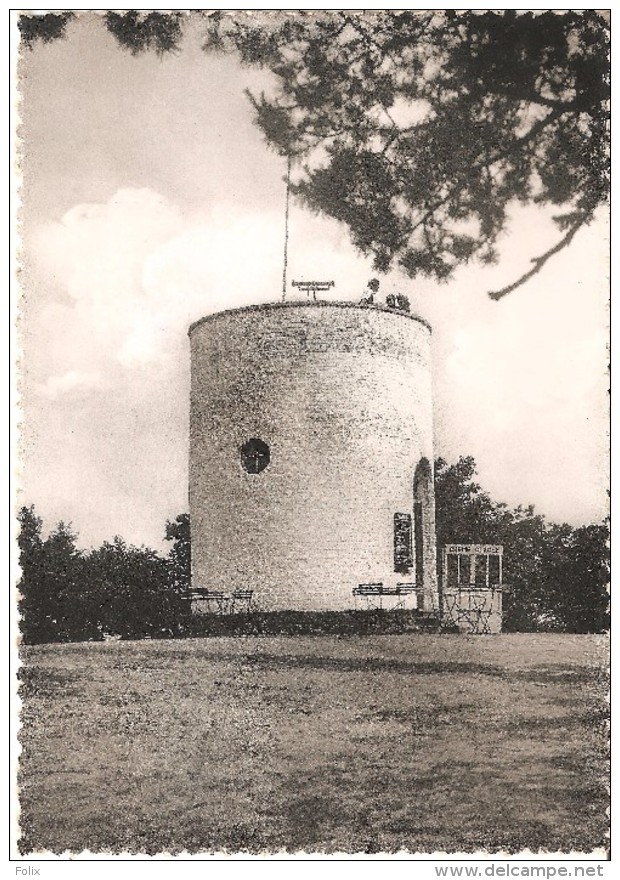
[[385, 105, 567, 237], [487, 215, 588, 300]]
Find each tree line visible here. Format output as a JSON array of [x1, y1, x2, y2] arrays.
[[17, 510, 191, 644], [17, 457, 608, 644], [434, 457, 608, 633]]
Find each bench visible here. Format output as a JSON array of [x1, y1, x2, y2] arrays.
[[229, 589, 254, 613], [189, 588, 254, 614], [395, 583, 417, 594], [352, 582, 419, 610], [353, 583, 384, 597], [189, 589, 228, 613]]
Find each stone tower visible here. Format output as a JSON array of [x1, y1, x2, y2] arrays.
[[188, 301, 438, 611]]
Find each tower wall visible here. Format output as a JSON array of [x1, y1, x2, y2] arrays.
[[188, 301, 437, 611]]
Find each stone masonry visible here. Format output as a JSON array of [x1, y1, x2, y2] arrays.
[[188, 301, 438, 612]]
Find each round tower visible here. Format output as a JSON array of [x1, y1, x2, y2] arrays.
[[188, 301, 438, 612]]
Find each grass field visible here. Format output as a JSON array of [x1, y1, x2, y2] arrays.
[[18, 633, 608, 855]]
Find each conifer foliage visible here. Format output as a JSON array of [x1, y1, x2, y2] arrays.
[[202, 10, 609, 297], [19, 10, 609, 298]]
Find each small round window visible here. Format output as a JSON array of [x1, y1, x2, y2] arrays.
[[240, 438, 270, 474]]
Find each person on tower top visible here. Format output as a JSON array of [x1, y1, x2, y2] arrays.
[[360, 278, 380, 305]]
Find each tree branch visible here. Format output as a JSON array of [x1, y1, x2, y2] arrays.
[[391, 104, 566, 240], [473, 82, 577, 110], [487, 216, 588, 300]]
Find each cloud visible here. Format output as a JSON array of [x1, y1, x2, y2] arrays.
[[21, 188, 609, 548], [35, 370, 105, 399], [21, 186, 378, 546], [32, 188, 184, 301], [30, 186, 381, 375]]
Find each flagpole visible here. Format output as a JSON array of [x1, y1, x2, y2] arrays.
[[282, 153, 291, 301]]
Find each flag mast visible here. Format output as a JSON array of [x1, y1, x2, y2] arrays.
[[281, 152, 291, 301]]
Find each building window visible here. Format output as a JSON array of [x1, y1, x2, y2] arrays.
[[394, 512, 413, 574], [241, 438, 270, 474]]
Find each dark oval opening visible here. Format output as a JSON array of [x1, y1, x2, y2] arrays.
[[240, 438, 270, 474]]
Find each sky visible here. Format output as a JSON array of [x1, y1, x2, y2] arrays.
[[16, 12, 610, 550]]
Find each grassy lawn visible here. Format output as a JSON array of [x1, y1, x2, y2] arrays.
[[18, 633, 608, 855]]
